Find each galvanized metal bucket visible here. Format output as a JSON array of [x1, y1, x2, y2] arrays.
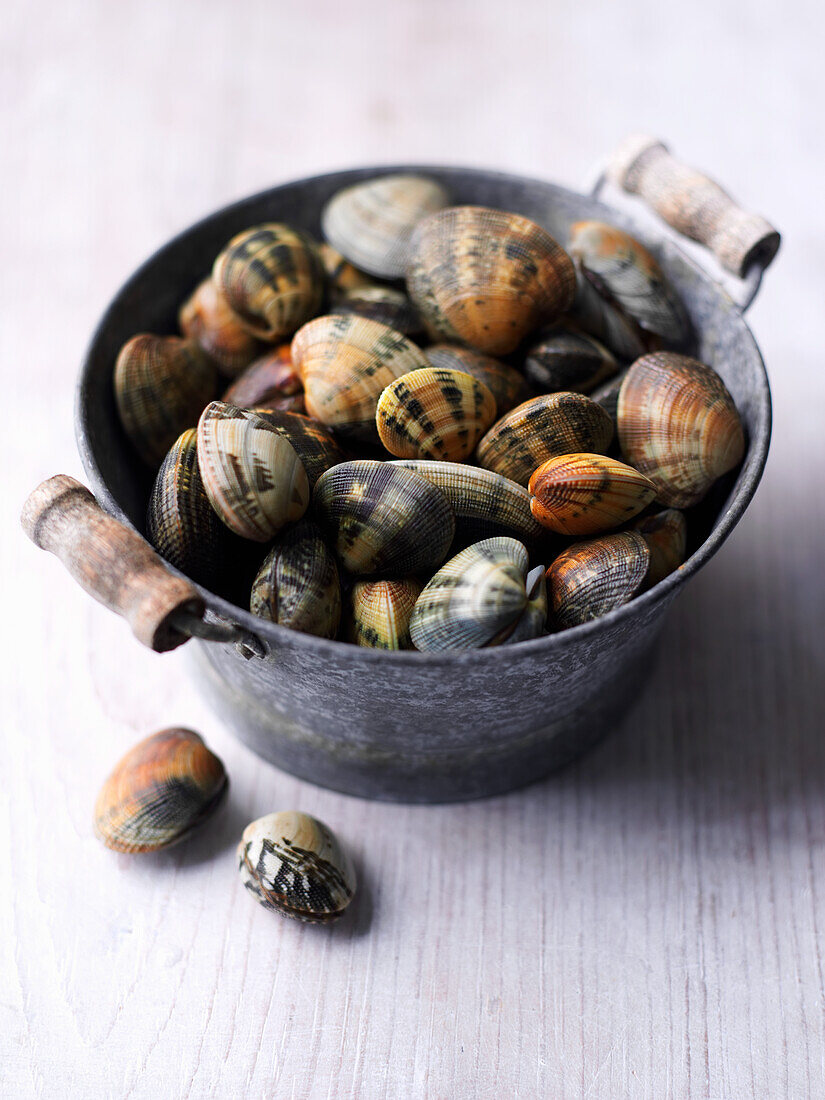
[[24, 138, 778, 802]]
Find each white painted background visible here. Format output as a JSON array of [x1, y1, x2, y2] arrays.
[[2, 1, 823, 1096]]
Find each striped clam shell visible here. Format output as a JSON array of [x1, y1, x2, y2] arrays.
[[197, 401, 310, 541], [406, 206, 577, 357], [569, 221, 689, 344], [546, 531, 650, 629], [376, 367, 497, 462], [322, 174, 449, 279], [213, 223, 325, 341], [313, 460, 455, 576], [94, 728, 227, 853], [390, 459, 544, 546], [425, 344, 531, 415], [477, 393, 614, 487], [617, 352, 745, 508], [250, 520, 341, 638], [528, 453, 656, 536], [238, 811, 356, 923], [252, 407, 347, 489], [114, 334, 217, 467], [221, 345, 304, 413], [330, 286, 423, 337], [347, 578, 423, 649], [147, 429, 229, 588], [292, 314, 429, 441], [410, 537, 541, 651], [179, 277, 263, 377], [523, 328, 618, 396], [632, 507, 687, 588], [566, 268, 649, 361], [319, 243, 373, 294]]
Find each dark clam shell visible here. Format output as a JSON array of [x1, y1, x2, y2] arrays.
[[523, 328, 618, 395], [546, 531, 649, 629], [221, 345, 304, 411], [94, 728, 227, 853], [331, 285, 424, 337], [250, 521, 342, 638]]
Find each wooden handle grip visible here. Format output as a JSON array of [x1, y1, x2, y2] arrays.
[[606, 135, 780, 277], [21, 475, 204, 652]]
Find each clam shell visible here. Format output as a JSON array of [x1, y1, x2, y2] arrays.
[[617, 352, 745, 508], [406, 206, 577, 356], [523, 328, 618, 395], [589, 367, 629, 427], [250, 520, 341, 638], [347, 578, 422, 649], [322, 174, 449, 279], [376, 367, 497, 462], [94, 728, 227, 853], [238, 811, 356, 923], [425, 344, 531, 415], [632, 508, 687, 587], [546, 531, 649, 629], [529, 453, 656, 536], [197, 401, 310, 541], [314, 460, 455, 575], [213, 224, 325, 341], [221, 345, 303, 411], [252, 407, 348, 488], [502, 564, 548, 645], [292, 314, 429, 441], [179, 277, 263, 377], [410, 537, 533, 651], [147, 429, 229, 587], [477, 392, 614, 487], [320, 243, 373, 293], [390, 459, 544, 545], [566, 268, 649, 361], [331, 286, 423, 337], [569, 221, 688, 344], [114, 334, 217, 467]]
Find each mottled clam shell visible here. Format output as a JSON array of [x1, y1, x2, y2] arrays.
[[251, 407, 347, 488], [320, 244, 373, 294], [376, 367, 497, 462], [221, 345, 303, 411], [94, 728, 227, 853], [566, 267, 649, 361], [347, 578, 422, 649], [425, 344, 531, 415], [250, 521, 341, 638], [322, 174, 449, 279], [632, 508, 688, 587], [569, 221, 688, 344], [406, 206, 577, 356], [331, 286, 423, 337], [476, 392, 614, 487], [147, 429, 229, 587], [617, 352, 745, 508], [390, 459, 544, 546], [179, 277, 263, 377], [197, 401, 310, 541], [410, 537, 531, 651], [114, 334, 217, 467], [523, 328, 618, 395], [314, 460, 455, 576], [292, 314, 429, 441], [529, 453, 656, 536], [238, 811, 356, 923], [546, 531, 650, 629], [213, 224, 325, 341]]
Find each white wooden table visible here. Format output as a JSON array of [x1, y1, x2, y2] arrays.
[[3, 1, 823, 1095]]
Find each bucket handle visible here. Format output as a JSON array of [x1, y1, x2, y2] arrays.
[[21, 475, 265, 658], [592, 135, 780, 311]]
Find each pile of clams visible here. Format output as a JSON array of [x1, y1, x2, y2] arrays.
[[115, 174, 746, 649]]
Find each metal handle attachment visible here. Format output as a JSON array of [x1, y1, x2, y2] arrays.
[[594, 135, 781, 311], [21, 475, 264, 658]]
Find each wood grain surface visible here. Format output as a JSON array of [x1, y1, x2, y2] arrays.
[[2, 1, 823, 1096]]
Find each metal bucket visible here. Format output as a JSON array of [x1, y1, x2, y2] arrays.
[[30, 142, 777, 802]]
